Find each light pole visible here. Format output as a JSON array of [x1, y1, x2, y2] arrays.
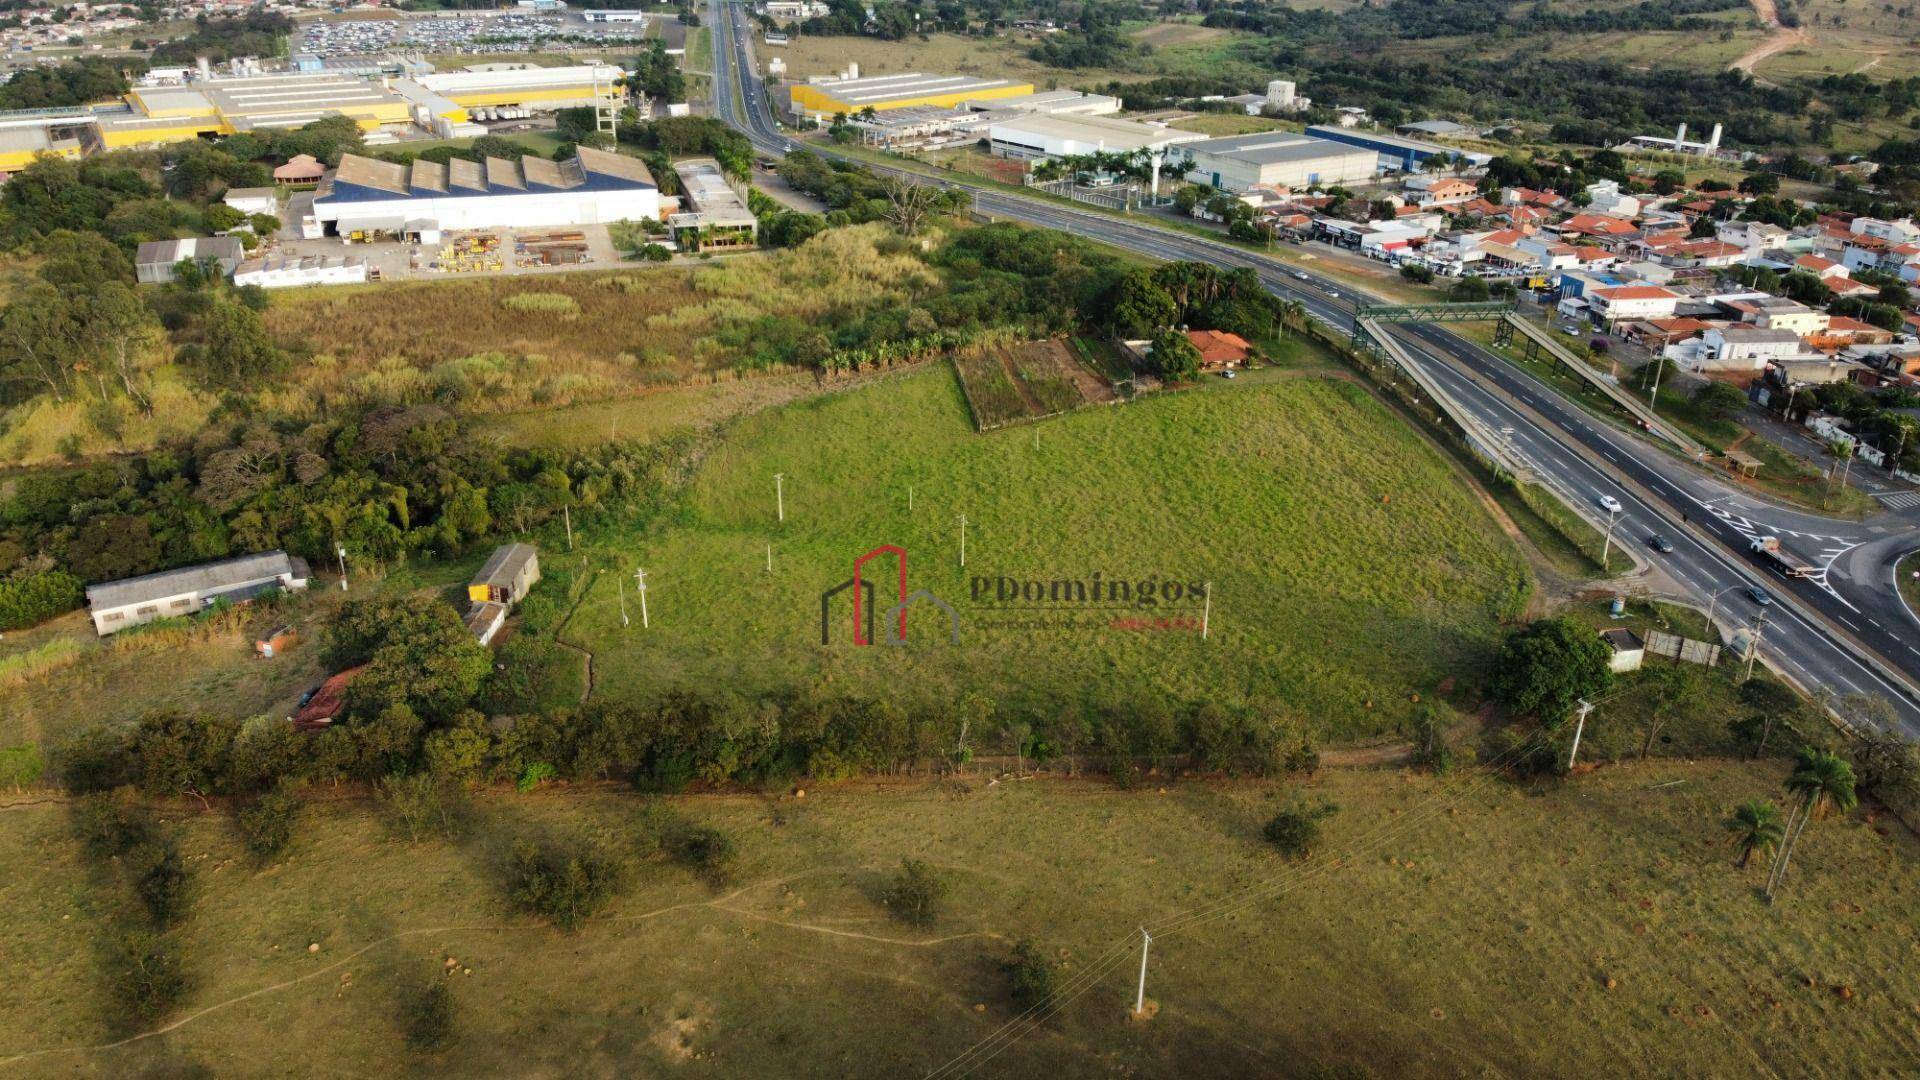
[[1600, 506, 1621, 571], [1744, 609, 1768, 682], [1704, 585, 1741, 637], [635, 567, 650, 629], [774, 473, 785, 523], [335, 544, 349, 591]]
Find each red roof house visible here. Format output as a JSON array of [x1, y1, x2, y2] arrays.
[[1186, 329, 1254, 369]]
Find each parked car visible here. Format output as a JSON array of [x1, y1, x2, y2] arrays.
[[1596, 494, 1623, 514], [297, 686, 322, 708], [1221, 369, 1237, 380], [1646, 534, 1674, 554], [1744, 585, 1773, 607]]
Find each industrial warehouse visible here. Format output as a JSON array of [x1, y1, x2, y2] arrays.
[[0, 60, 620, 168], [311, 146, 660, 238], [783, 70, 1036, 120], [1172, 131, 1384, 191]]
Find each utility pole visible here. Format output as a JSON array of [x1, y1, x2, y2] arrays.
[[957, 513, 967, 568], [1600, 506, 1621, 571], [765, 543, 772, 573], [636, 567, 650, 629], [1201, 582, 1211, 640], [1646, 353, 1666, 410], [907, 484, 913, 512], [1133, 927, 1152, 1016], [617, 575, 629, 627], [1567, 698, 1594, 770], [336, 544, 349, 591], [563, 504, 574, 552], [1744, 609, 1767, 682], [774, 473, 785, 523]]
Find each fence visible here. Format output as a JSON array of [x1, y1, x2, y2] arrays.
[[1645, 629, 1721, 667]]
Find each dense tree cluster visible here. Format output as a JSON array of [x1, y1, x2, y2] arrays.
[[150, 12, 294, 65], [0, 58, 138, 109]]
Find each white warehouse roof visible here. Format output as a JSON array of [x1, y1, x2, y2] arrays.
[[989, 113, 1207, 155]]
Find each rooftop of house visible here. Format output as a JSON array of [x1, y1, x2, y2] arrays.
[[472, 542, 539, 589], [85, 550, 301, 610]]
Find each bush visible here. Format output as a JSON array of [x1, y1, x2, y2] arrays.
[[52, 727, 133, 794], [129, 838, 190, 926], [637, 243, 673, 261], [236, 780, 302, 862], [0, 743, 45, 791], [880, 858, 949, 926], [501, 292, 582, 319], [1262, 800, 1337, 860], [505, 837, 628, 931], [666, 823, 736, 884], [74, 792, 155, 857], [403, 976, 455, 1051], [378, 773, 461, 844], [1400, 264, 1435, 284], [1005, 939, 1058, 1012], [0, 568, 83, 630], [106, 928, 188, 1030]]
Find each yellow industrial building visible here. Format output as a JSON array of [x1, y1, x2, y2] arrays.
[[0, 63, 621, 167], [786, 72, 1035, 120]]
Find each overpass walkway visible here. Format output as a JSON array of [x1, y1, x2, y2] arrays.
[[1494, 313, 1710, 458]]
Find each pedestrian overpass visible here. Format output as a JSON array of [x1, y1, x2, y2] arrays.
[[1351, 302, 1708, 459]]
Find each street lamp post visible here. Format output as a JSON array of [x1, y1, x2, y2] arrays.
[[1600, 507, 1621, 570], [1705, 585, 1741, 637]]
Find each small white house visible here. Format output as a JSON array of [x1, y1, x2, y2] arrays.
[[223, 186, 279, 217]]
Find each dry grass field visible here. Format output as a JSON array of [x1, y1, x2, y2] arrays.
[[1, 759, 1915, 1077], [260, 226, 938, 416]]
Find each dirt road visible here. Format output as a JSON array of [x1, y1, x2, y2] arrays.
[[1730, 0, 1809, 77]]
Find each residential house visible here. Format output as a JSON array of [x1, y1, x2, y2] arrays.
[[1793, 253, 1849, 280], [1684, 326, 1809, 371], [1583, 180, 1641, 219], [1717, 219, 1787, 254], [1186, 329, 1253, 370], [1588, 284, 1683, 326], [273, 153, 327, 185], [222, 186, 277, 217], [85, 550, 309, 636], [1404, 175, 1477, 207], [466, 542, 540, 646]]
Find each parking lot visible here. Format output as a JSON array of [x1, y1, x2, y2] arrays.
[[297, 10, 665, 58]]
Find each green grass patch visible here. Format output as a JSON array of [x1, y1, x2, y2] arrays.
[[569, 366, 1528, 740]]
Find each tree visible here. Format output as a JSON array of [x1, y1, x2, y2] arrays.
[[881, 858, 950, 926], [1638, 664, 1702, 759], [1147, 327, 1201, 382], [505, 837, 629, 931], [1766, 747, 1858, 902], [1449, 275, 1491, 302], [879, 175, 944, 234], [1723, 799, 1785, 869], [1005, 939, 1059, 1011], [1738, 171, 1780, 196], [1488, 617, 1611, 723], [203, 203, 245, 232], [1691, 381, 1747, 423], [237, 779, 303, 862]]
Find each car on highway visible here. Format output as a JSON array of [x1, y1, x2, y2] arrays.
[[1596, 494, 1623, 514], [1290, 270, 1309, 280], [1743, 585, 1773, 607], [1326, 289, 1340, 299], [1646, 534, 1674, 554]]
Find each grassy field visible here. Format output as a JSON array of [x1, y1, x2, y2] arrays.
[[1166, 113, 1302, 137], [2, 757, 1915, 1076], [1898, 551, 1920, 625], [564, 364, 1528, 739]]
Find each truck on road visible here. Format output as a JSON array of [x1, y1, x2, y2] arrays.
[[1749, 535, 1816, 578]]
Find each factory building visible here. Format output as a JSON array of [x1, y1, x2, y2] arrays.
[[986, 113, 1205, 161], [0, 125, 84, 172], [786, 72, 1035, 121], [5, 63, 619, 163], [1172, 132, 1381, 193], [311, 146, 659, 238], [1302, 125, 1493, 172]]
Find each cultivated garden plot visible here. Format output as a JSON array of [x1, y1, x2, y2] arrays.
[[951, 339, 1119, 430]]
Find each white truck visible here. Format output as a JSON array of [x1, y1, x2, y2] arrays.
[[1749, 535, 1815, 578]]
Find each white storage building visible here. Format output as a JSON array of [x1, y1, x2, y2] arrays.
[[234, 254, 370, 289], [988, 113, 1206, 161], [311, 146, 660, 237], [1171, 132, 1381, 193], [85, 550, 309, 636]]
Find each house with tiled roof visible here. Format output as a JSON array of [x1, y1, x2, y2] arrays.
[[1588, 284, 1683, 325], [1793, 253, 1848, 279], [1186, 329, 1254, 369]]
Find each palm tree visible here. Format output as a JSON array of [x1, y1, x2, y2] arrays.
[[1723, 799, 1785, 869], [1765, 748, 1859, 902]]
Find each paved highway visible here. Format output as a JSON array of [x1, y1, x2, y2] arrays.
[[707, 0, 1920, 732]]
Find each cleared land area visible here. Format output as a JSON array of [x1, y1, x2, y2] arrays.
[[261, 227, 939, 412], [1, 759, 1914, 1076], [566, 365, 1528, 739]]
